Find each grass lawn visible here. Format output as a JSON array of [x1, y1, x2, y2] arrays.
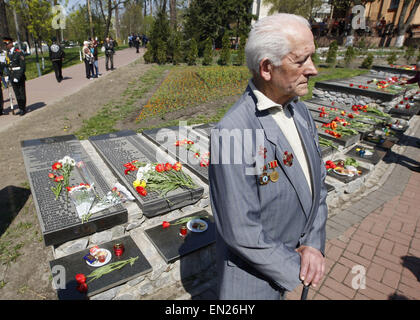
[[76, 64, 370, 137], [24, 44, 129, 80]]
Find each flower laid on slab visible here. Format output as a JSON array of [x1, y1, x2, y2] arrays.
[[161, 214, 209, 229], [175, 139, 210, 168], [123, 160, 196, 198], [48, 156, 76, 200]]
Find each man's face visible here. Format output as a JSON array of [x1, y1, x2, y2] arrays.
[[6, 42, 13, 51], [269, 27, 318, 102]]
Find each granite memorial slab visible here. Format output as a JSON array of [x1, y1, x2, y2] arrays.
[[314, 79, 398, 102], [345, 145, 386, 165], [21, 135, 128, 246], [49, 235, 152, 300], [144, 211, 215, 264], [305, 100, 385, 127], [193, 123, 217, 138], [310, 110, 375, 139], [371, 65, 416, 77], [363, 132, 398, 150], [142, 126, 210, 183], [315, 124, 361, 148], [326, 159, 370, 184], [89, 130, 204, 218], [388, 103, 420, 120]]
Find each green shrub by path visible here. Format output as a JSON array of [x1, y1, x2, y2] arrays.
[[326, 40, 338, 65], [186, 38, 198, 66], [219, 33, 231, 66], [404, 45, 415, 64], [361, 53, 374, 69], [387, 51, 398, 65], [202, 38, 213, 66], [344, 46, 356, 67], [74, 65, 169, 140]]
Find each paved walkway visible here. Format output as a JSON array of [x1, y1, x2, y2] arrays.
[[192, 117, 420, 300], [0, 47, 144, 134]]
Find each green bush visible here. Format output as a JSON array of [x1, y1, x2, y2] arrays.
[[387, 51, 398, 65], [326, 40, 338, 65], [344, 46, 356, 67], [219, 32, 231, 66], [404, 45, 415, 63], [156, 39, 167, 65], [233, 35, 246, 66], [170, 31, 183, 65], [143, 43, 153, 64], [202, 38, 213, 66], [186, 38, 198, 65], [361, 53, 374, 69]]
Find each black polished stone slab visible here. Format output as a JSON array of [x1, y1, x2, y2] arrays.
[[315, 124, 361, 148], [363, 132, 398, 150], [388, 103, 420, 120], [89, 130, 204, 218], [307, 98, 392, 124], [142, 126, 210, 183], [345, 145, 386, 165], [325, 183, 335, 193], [310, 111, 375, 139], [305, 100, 385, 127], [49, 235, 152, 300], [21, 135, 128, 246], [371, 65, 416, 77], [193, 123, 217, 138], [144, 211, 215, 264], [326, 159, 370, 184], [315, 80, 398, 102]]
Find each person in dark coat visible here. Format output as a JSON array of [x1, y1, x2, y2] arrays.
[[49, 37, 65, 82], [3, 37, 27, 116], [104, 37, 115, 71]]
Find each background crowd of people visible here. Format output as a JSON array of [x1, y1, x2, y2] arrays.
[[81, 37, 117, 80], [128, 33, 148, 53]]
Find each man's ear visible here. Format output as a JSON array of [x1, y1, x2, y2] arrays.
[[259, 58, 272, 82]]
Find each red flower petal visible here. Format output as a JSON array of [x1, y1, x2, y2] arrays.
[[75, 273, 86, 284], [162, 221, 170, 228]]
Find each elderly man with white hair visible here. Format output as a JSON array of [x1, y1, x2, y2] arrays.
[[82, 40, 94, 79], [209, 13, 328, 300]]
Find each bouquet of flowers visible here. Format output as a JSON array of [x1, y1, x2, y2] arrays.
[[124, 160, 197, 198], [68, 183, 96, 219], [48, 156, 76, 200]]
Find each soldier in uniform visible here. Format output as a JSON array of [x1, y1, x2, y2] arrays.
[[49, 37, 65, 82], [3, 37, 27, 116]]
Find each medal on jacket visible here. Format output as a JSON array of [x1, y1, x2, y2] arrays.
[[268, 160, 279, 182], [259, 167, 270, 185], [283, 151, 294, 167]]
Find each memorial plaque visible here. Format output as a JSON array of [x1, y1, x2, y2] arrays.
[[144, 211, 215, 263], [388, 103, 420, 120], [326, 159, 370, 184], [310, 110, 374, 139], [193, 123, 217, 138], [308, 98, 392, 124], [49, 235, 152, 300], [345, 145, 386, 165], [363, 133, 397, 150], [315, 79, 397, 102], [142, 126, 210, 183], [371, 65, 416, 77], [89, 130, 204, 218], [316, 125, 361, 148], [21, 135, 128, 246]]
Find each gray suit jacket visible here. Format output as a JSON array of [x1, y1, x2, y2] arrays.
[[209, 86, 328, 299]]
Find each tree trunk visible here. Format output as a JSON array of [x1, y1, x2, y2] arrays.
[[114, 0, 121, 40], [150, 0, 153, 16], [169, 0, 176, 29], [144, 0, 147, 16], [87, 0, 94, 39], [13, 7, 22, 49], [105, 0, 113, 40], [0, 0, 10, 50]]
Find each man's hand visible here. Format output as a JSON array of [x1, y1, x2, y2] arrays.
[[296, 245, 325, 288], [13, 78, 18, 83]]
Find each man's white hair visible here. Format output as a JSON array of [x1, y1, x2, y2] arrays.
[[245, 13, 310, 75]]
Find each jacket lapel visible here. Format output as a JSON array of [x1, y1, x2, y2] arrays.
[[255, 105, 312, 219], [292, 103, 322, 218]]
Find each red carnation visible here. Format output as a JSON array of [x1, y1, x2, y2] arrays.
[[165, 163, 172, 171], [155, 164, 164, 172], [136, 186, 147, 196], [162, 221, 170, 229]]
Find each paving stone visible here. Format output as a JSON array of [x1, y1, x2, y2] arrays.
[[55, 238, 89, 257], [89, 230, 113, 245], [111, 225, 126, 239], [90, 287, 118, 300], [127, 275, 146, 287], [114, 293, 136, 300]]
